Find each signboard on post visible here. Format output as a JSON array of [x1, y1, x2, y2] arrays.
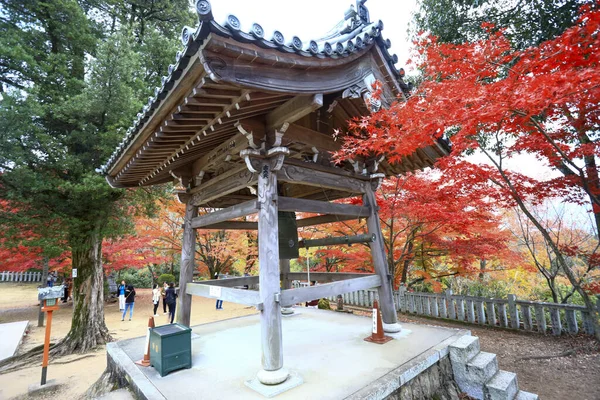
[[72, 269, 77, 278]]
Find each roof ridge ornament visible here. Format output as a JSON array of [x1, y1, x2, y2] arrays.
[[357, 0, 370, 24], [196, 0, 213, 21]]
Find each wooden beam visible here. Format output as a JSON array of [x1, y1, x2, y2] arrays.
[[296, 214, 359, 227], [277, 163, 368, 194], [187, 283, 261, 307], [279, 275, 381, 307], [190, 166, 258, 206], [278, 196, 370, 217], [265, 94, 323, 129], [278, 124, 341, 153], [190, 200, 258, 229], [202, 221, 258, 230], [195, 276, 260, 288], [286, 272, 375, 283]]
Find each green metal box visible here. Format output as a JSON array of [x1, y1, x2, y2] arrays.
[[149, 323, 192, 377]]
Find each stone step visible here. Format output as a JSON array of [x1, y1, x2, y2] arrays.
[[485, 370, 518, 400], [515, 390, 539, 400], [449, 335, 480, 364], [466, 351, 498, 384]]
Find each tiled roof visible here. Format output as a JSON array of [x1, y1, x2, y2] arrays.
[[100, 0, 402, 176]]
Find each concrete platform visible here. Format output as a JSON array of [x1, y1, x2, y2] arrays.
[[108, 308, 468, 399], [0, 320, 28, 362]]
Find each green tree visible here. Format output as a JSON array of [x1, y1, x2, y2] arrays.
[[0, 0, 192, 355], [412, 0, 591, 49]]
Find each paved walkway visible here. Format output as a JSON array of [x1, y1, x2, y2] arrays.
[[110, 308, 468, 399], [0, 320, 28, 361]]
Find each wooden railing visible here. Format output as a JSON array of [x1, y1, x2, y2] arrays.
[[326, 288, 600, 337], [0, 271, 43, 282]]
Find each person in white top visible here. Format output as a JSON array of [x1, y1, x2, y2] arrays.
[[152, 284, 161, 316]]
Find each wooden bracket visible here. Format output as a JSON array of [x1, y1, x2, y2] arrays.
[[369, 173, 385, 191]]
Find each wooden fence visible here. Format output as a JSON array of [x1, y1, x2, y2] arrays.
[[0, 271, 43, 282], [327, 288, 600, 337]]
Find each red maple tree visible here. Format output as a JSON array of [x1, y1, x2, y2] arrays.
[[336, 4, 600, 332]]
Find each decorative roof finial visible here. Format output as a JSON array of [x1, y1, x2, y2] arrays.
[[196, 0, 213, 21], [356, 0, 370, 24]]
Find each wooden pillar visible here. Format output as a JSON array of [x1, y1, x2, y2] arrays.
[[363, 184, 401, 332], [256, 161, 288, 384], [175, 201, 197, 327]]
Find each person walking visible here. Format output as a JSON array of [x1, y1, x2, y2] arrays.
[[165, 282, 177, 324], [152, 284, 161, 316], [214, 272, 223, 310], [46, 272, 53, 287], [122, 284, 136, 321], [117, 280, 126, 311], [161, 282, 168, 314], [61, 278, 70, 303]]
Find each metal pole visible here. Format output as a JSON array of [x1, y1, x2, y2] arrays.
[[306, 248, 310, 284], [41, 309, 53, 385]]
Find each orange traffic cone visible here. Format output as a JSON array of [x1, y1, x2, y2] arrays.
[[135, 316, 155, 367], [364, 300, 392, 344]]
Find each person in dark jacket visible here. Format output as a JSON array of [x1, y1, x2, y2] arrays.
[[165, 282, 178, 324], [121, 284, 136, 321]]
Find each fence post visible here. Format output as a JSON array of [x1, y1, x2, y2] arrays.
[[466, 299, 475, 323], [565, 309, 578, 334], [522, 305, 533, 330], [446, 290, 455, 319], [408, 294, 415, 313], [507, 294, 520, 329], [534, 305, 547, 333], [486, 301, 496, 326], [440, 293, 448, 318], [476, 300, 486, 325], [431, 296, 439, 317], [550, 308, 562, 335], [456, 297, 465, 321], [398, 286, 407, 312], [498, 303, 508, 327]]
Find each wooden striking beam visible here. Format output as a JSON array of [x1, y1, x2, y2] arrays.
[[286, 272, 375, 283], [279, 275, 381, 307], [196, 276, 260, 288], [278, 196, 370, 217], [265, 94, 323, 129], [187, 283, 261, 307], [190, 200, 258, 229], [296, 214, 359, 227], [202, 221, 258, 230], [299, 234, 375, 248], [277, 163, 368, 194]]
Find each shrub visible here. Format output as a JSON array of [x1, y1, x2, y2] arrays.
[[158, 273, 176, 286], [121, 268, 153, 288]]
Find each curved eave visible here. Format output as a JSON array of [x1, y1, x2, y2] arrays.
[[101, 0, 405, 184]]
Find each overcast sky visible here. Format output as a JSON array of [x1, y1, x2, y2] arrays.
[[210, 0, 418, 67]]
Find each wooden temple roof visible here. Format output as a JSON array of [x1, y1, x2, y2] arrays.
[[101, 0, 450, 196]]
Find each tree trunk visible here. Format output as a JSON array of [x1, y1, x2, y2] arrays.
[[479, 259, 487, 280], [38, 256, 49, 327], [400, 239, 414, 284], [56, 221, 111, 354]]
